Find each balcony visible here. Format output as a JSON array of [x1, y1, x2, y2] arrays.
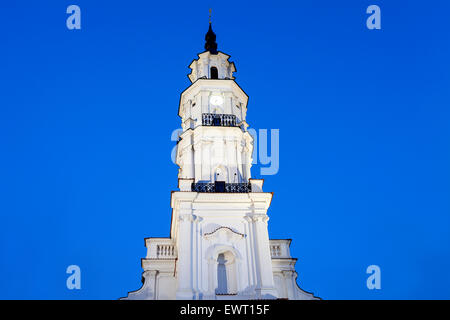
[[202, 113, 237, 127], [269, 240, 292, 259], [191, 181, 252, 193], [145, 238, 177, 260], [142, 238, 176, 275]]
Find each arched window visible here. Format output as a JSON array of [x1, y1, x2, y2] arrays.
[[215, 251, 237, 295], [216, 254, 228, 294], [215, 168, 222, 181], [210, 67, 218, 79], [214, 166, 227, 182]]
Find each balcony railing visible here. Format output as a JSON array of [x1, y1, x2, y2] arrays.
[[156, 244, 176, 259], [270, 245, 282, 257], [202, 113, 237, 127], [145, 238, 177, 260], [191, 181, 252, 193]]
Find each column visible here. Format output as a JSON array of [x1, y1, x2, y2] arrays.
[[176, 214, 195, 299], [252, 214, 278, 298], [237, 142, 244, 182], [243, 216, 256, 291], [193, 215, 203, 299], [193, 142, 201, 182], [186, 144, 194, 178], [205, 257, 217, 299]]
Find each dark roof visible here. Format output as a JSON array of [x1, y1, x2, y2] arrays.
[[204, 22, 218, 54]]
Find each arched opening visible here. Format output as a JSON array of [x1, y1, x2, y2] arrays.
[[215, 251, 237, 295], [210, 67, 218, 79], [214, 167, 226, 192], [216, 254, 228, 294], [215, 167, 224, 182]]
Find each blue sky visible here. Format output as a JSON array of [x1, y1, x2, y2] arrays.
[[0, 1, 449, 299]]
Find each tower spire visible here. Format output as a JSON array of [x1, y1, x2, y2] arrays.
[[204, 9, 218, 54]]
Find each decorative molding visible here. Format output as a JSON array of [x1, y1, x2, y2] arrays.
[[252, 215, 269, 223], [203, 226, 245, 238], [178, 214, 196, 222], [203, 226, 245, 243]]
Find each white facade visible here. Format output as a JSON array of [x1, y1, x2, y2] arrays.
[[122, 25, 318, 300]]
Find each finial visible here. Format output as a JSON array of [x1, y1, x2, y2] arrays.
[[204, 11, 218, 54]]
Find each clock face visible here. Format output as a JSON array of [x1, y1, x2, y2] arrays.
[[210, 95, 224, 106]]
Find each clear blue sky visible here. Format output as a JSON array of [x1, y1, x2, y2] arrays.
[[1, 1, 449, 299]]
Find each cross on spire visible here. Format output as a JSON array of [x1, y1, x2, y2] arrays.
[[204, 9, 218, 54]]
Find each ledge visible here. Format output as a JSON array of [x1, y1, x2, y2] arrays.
[[249, 179, 264, 192]]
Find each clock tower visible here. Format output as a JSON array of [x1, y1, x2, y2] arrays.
[[122, 22, 318, 300]]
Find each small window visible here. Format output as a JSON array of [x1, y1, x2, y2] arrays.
[[210, 67, 218, 79]]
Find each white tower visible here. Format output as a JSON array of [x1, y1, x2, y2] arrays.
[[122, 22, 318, 300]]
